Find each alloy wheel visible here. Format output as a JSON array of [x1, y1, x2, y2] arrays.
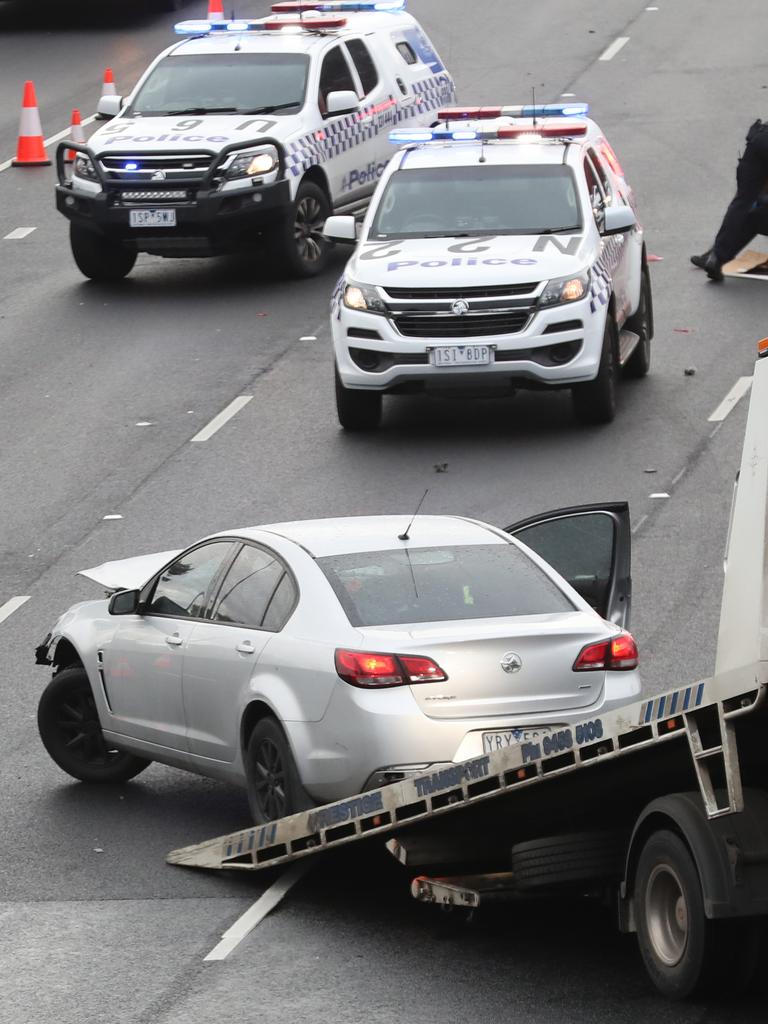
[[252, 737, 287, 820], [294, 195, 325, 264]]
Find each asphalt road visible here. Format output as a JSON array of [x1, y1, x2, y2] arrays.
[[1, 0, 768, 1020]]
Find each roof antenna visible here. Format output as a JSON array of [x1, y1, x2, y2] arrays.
[[531, 85, 537, 128], [398, 488, 429, 541]]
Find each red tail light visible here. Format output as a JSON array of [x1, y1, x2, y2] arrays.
[[335, 649, 447, 688], [573, 633, 638, 672]]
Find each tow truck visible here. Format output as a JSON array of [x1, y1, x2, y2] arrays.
[[168, 340, 768, 1000]]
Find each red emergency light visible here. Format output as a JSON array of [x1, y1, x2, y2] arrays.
[[264, 14, 347, 27], [497, 120, 588, 139], [437, 107, 503, 121]]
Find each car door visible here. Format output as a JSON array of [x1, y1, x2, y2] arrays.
[[505, 503, 631, 628], [316, 43, 362, 203], [99, 540, 236, 750], [182, 542, 298, 761], [586, 147, 634, 323], [341, 37, 396, 204]]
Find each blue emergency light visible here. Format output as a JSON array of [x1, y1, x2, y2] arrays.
[[436, 102, 589, 121], [389, 128, 479, 145]]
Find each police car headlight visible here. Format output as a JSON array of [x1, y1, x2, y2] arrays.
[[73, 154, 99, 181], [224, 146, 279, 180], [539, 271, 590, 307], [343, 281, 386, 315]]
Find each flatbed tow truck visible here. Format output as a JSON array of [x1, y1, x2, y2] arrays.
[[168, 340, 768, 1000]]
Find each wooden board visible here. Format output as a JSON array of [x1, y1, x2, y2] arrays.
[[722, 249, 768, 281]]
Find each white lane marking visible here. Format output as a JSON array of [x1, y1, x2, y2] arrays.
[[3, 227, 36, 239], [671, 465, 688, 486], [103, 514, 123, 520], [0, 113, 97, 174], [0, 596, 31, 624], [631, 514, 648, 535], [650, 492, 670, 499], [599, 37, 630, 61], [561, 92, 576, 98], [190, 395, 253, 443], [646, 6, 659, 9], [204, 862, 311, 961], [708, 376, 753, 422], [299, 335, 317, 341]]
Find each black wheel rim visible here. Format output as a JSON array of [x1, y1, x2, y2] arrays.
[[55, 685, 119, 767], [252, 738, 287, 820], [294, 196, 326, 265]]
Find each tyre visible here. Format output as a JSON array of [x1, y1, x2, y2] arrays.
[[335, 367, 383, 431], [70, 224, 137, 282], [511, 831, 626, 890], [273, 180, 331, 278], [635, 829, 761, 999], [37, 667, 151, 783], [623, 266, 653, 378], [245, 717, 312, 825], [572, 316, 618, 424]]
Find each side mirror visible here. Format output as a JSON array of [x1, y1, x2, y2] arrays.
[[325, 90, 359, 117], [602, 205, 636, 236], [108, 589, 141, 615], [96, 95, 123, 120], [323, 215, 357, 243]]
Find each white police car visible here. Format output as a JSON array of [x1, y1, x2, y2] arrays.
[[325, 104, 653, 428], [54, 0, 455, 281]]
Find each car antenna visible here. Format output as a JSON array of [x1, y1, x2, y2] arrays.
[[398, 488, 429, 541], [531, 86, 537, 128]]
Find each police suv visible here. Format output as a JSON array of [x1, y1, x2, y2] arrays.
[[54, 0, 455, 281], [326, 104, 653, 428]]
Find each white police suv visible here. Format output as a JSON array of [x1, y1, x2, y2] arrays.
[[326, 104, 653, 428], [54, 0, 455, 281]]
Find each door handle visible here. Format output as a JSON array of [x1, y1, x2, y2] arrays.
[[165, 633, 183, 647], [236, 640, 256, 655]]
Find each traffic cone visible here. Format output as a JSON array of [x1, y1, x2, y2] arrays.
[[64, 109, 86, 163], [12, 81, 50, 167], [96, 68, 118, 119], [208, 0, 224, 21]]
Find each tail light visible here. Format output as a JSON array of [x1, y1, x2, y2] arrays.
[[573, 633, 638, 672], [335, 649, 447, 688]]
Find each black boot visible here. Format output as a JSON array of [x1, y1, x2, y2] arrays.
[[690, 249, 712, 269], [704, 252, 724, 282]]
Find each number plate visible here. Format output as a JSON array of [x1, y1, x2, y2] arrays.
[[429, 345, 491, 367], [482, 727, 552, 753], [129, 209, 177, 228]]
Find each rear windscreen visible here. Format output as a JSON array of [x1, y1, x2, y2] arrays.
[[319, 543, 573, 627]]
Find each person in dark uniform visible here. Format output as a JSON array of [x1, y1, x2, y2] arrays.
[[691, 119, 768, 281]]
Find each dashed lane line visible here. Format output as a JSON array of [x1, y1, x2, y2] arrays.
[[708, 376, 753, 422], [204, 862, 312, 961], [599, 37, 630, 61], [3, 227, 36, 240], [190, 395, 253, 443], [0, 596, 31, 625]]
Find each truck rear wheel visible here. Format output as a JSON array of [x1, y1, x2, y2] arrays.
[[274, 181, 331, 278], [511, 831, 625, 890], [635, 829, 760, 998], [70, 225, 137, 282]]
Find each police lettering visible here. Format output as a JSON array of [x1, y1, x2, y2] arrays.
[[342, 161, 387, 192], [386, 257, 538, 272], [413, 756, 491, 797], [307, 791, 384, 832]]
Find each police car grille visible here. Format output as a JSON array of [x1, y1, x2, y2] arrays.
[[393, 309, 533, 338], [119, 190, 191, 204], [100, 153, 213, 183], [384, 283, 538, 300]]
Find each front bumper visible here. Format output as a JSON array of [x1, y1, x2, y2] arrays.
[[332, 295, 605, 393]]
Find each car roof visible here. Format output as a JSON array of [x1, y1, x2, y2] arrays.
[[169, 12, 415, 56], [226, 515, 507, 557]]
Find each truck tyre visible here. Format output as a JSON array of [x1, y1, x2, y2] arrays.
[[245, 717, 312, 825], [623, 266, 653, 378], [37, 667, 151, 783], [572, 316, 618, 424], [634, 829, 761, 999], [70, 225, 137, 282], [511, 831, 625, 890], [335, 367, 382, 431], [275, 180, 331, 278]]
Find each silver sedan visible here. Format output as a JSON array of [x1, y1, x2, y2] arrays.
[[35, 506, 640, 823]]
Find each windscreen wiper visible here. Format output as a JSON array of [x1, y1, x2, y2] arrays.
[[239, 101, 302, 114], [538, 226, 581, 234], [166, 106, 240, 115]]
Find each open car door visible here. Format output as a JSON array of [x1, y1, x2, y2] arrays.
[[505, 502, 631, 629]]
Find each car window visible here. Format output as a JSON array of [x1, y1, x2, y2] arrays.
[[395, 40, 418, 65], [147, 542, 233, 619], [583, 155, 606, 218], [319, 544, 573, 627], [345, 39, 378, 95], [588, 148, 613, 203], [262, 572, 298, 631], [211, 544, 285, 627], [318, 45, 356, 111]]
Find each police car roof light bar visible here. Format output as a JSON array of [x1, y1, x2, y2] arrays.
[[389, 128, 478, 145], [174, 14, 349, 33], [498, 120, 588, 139], [437, 102, 589, 121], [263, 14, 347, 27], [271, 0, 405, 11]]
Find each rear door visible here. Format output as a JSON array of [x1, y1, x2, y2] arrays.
[[505, 502, 632, 628], [340, 37, 396, 204]]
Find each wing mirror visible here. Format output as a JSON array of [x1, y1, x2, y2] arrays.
[[323, 215, 357, 243], [96, 95, 122, 120], [108, 589, 141, 615], [602, 206, 636, 236], [325, 90, 359, 117]]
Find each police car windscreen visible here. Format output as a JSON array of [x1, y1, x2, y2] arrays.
[[319, 544, 574, 627], [128, 53, 310, 116], [370, 165, 581, 238]]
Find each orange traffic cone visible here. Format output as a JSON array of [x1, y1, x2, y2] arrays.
[[208, 0, 224, 21], [64, 109, 86, 163], [12, 80, 50, 167], [96, 68, 118, 119]]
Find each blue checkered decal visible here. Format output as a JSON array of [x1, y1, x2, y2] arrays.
[[589, 234, 624, 313], [639, 682, 706, 725]]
